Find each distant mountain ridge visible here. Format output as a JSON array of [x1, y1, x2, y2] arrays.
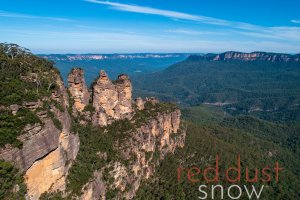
[[188, 51, 300, 62], [40, 53, 188, 61], [41, 52, 300, 62], [133, 51, 300, 121]]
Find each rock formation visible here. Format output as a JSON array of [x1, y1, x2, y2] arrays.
[[188, 51, 300, 62], [92, 70, 133, 126], [0, 111, 60, 171], [66, 69, 186, 199], [80, 108, 186, 199], [0, 74, 79, 200], [0, 66, 185, 200], [115, 74, 133, 116], [24, 130, 79, 199], [68, 68, 90, 112], [135, 97, 145, 110]]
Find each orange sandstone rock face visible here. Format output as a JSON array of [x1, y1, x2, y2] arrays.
[[92, 70, 133, 126], [80, 109, 186, 200], [115, 74, 132, 116], [24, 131, 79, 200], [1, 65, 185, 200], [68, 68, 90, 112], [25, 134, 66, 199], [67, 68, 134, 126], [0, 74, 79, 200]]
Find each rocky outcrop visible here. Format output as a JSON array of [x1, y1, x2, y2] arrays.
[[115, 74, 133, 116], [23, 101, 42, 111], [67, 70, 185, 200], [1, 43, 187, 199], [10, 104, 20, 115], [25, 131, 79, 199], [0, 112, 60, 172], [0, 64, 185, 200], [81, 108, 186, 199], [68, 68, 90, 112], [135, 97, 144, 111], [92, 70, 133, 126], [0, 75, 79, 200], [188, 51, 300, 62], [24, 76, 79, 200]]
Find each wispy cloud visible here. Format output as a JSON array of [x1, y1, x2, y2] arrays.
[[2, 27, 299, 53], [0, 10, 72, 22], [166, 29, 229, 36], [82, 1, 283, 32], [84, 0, 230, 26], [85, 0, 300, 44], [291, 19, 300, 24]]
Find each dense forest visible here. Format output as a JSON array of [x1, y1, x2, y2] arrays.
[[135, 105, 300, 200], [0, 44, 64, 199], [0, 44, 299, 199], [133, 54, 300, 199], [133, 56, 300, 122], [0, 43, 60, 148]]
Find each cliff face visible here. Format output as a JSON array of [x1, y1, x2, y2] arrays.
[[24, 131, 79, 199], [0, 74, 79, 200], [68, 68, 90, 112], [0, 113, 60, 172], [66, 70, 186, 199], [1, 60, 185, 200], [188, 51, 300, 62], [25, 76, 80, 200], [80, 106, 186, 200], [92, 70, 133, 126]]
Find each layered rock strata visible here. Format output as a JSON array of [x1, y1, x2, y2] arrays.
[[0, 112, 60, 171], [92, 70, 133, 126], [189, 51, 300, 62], [68, 68, 90, 112], [0, 75, 79, 200], [1, 67, 186, 200], [80, 109, 186, 199]]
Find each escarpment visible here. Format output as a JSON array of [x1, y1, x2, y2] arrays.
[[66, 69, 186, 199], [23, 75, 79, 199], [0, 43, 80, 199], [71, 99, 186, 200], [0, 44, 186, 200], [188, 51, 300, 62], [0, 73, 79, 199]]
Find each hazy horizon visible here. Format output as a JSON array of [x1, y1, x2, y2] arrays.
[[1, 0, 300, 53], [37, 51, 299, 55]]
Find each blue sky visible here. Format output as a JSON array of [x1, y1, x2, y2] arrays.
[[0, 0, 300, 53]]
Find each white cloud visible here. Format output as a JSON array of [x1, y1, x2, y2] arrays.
[[1, 2, 299, 53], [84, 0, 231, 26], [85, 1, 300, 44], [166, 29, 229, 36], [0, 10, 72, 22], [291, 19, 300, 24], [2, 27, 299, 54]]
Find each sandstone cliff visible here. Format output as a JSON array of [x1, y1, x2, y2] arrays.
[[65, 69, 186, 199], [0, 62, 185, 200], [188, 51, 300, 62], [0, 74, 79, 200], [80, 102, 186, 200], [68, 68, 90, 112], [92, 70, 133, 126]]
